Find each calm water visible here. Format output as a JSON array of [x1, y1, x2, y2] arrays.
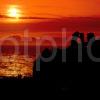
[[0, 54, 34, 78], [0, 45, 36, 78]]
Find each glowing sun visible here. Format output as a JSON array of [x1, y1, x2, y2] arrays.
[[8, 7, 20, 18]]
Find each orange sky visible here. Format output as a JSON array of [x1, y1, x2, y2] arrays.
[[0, 0, 100, 18], [0, 0, 100, 34]]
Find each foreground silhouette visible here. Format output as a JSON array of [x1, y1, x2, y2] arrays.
[[34, 32, 100, 96]]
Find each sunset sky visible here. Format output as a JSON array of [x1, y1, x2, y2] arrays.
[[0, 0, 100, 18], [0, 0, 100, 34]]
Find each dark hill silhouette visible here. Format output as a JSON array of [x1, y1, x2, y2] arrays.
[[34, 31, 100, 96]]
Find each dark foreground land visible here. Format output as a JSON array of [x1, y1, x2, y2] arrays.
[[33, 32, 100, 96]]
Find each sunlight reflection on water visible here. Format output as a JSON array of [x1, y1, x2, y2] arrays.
[[0, 55, 34, 78]]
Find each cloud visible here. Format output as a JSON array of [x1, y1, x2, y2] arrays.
[[0, 14, 59, 20], [0, 17, 100, 33]]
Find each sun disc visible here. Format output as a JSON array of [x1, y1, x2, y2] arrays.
[[8, 7, 20, 18]]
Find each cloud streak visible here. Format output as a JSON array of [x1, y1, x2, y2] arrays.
[[0, 14, 60, 20], [0, 17, 100, 33]]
